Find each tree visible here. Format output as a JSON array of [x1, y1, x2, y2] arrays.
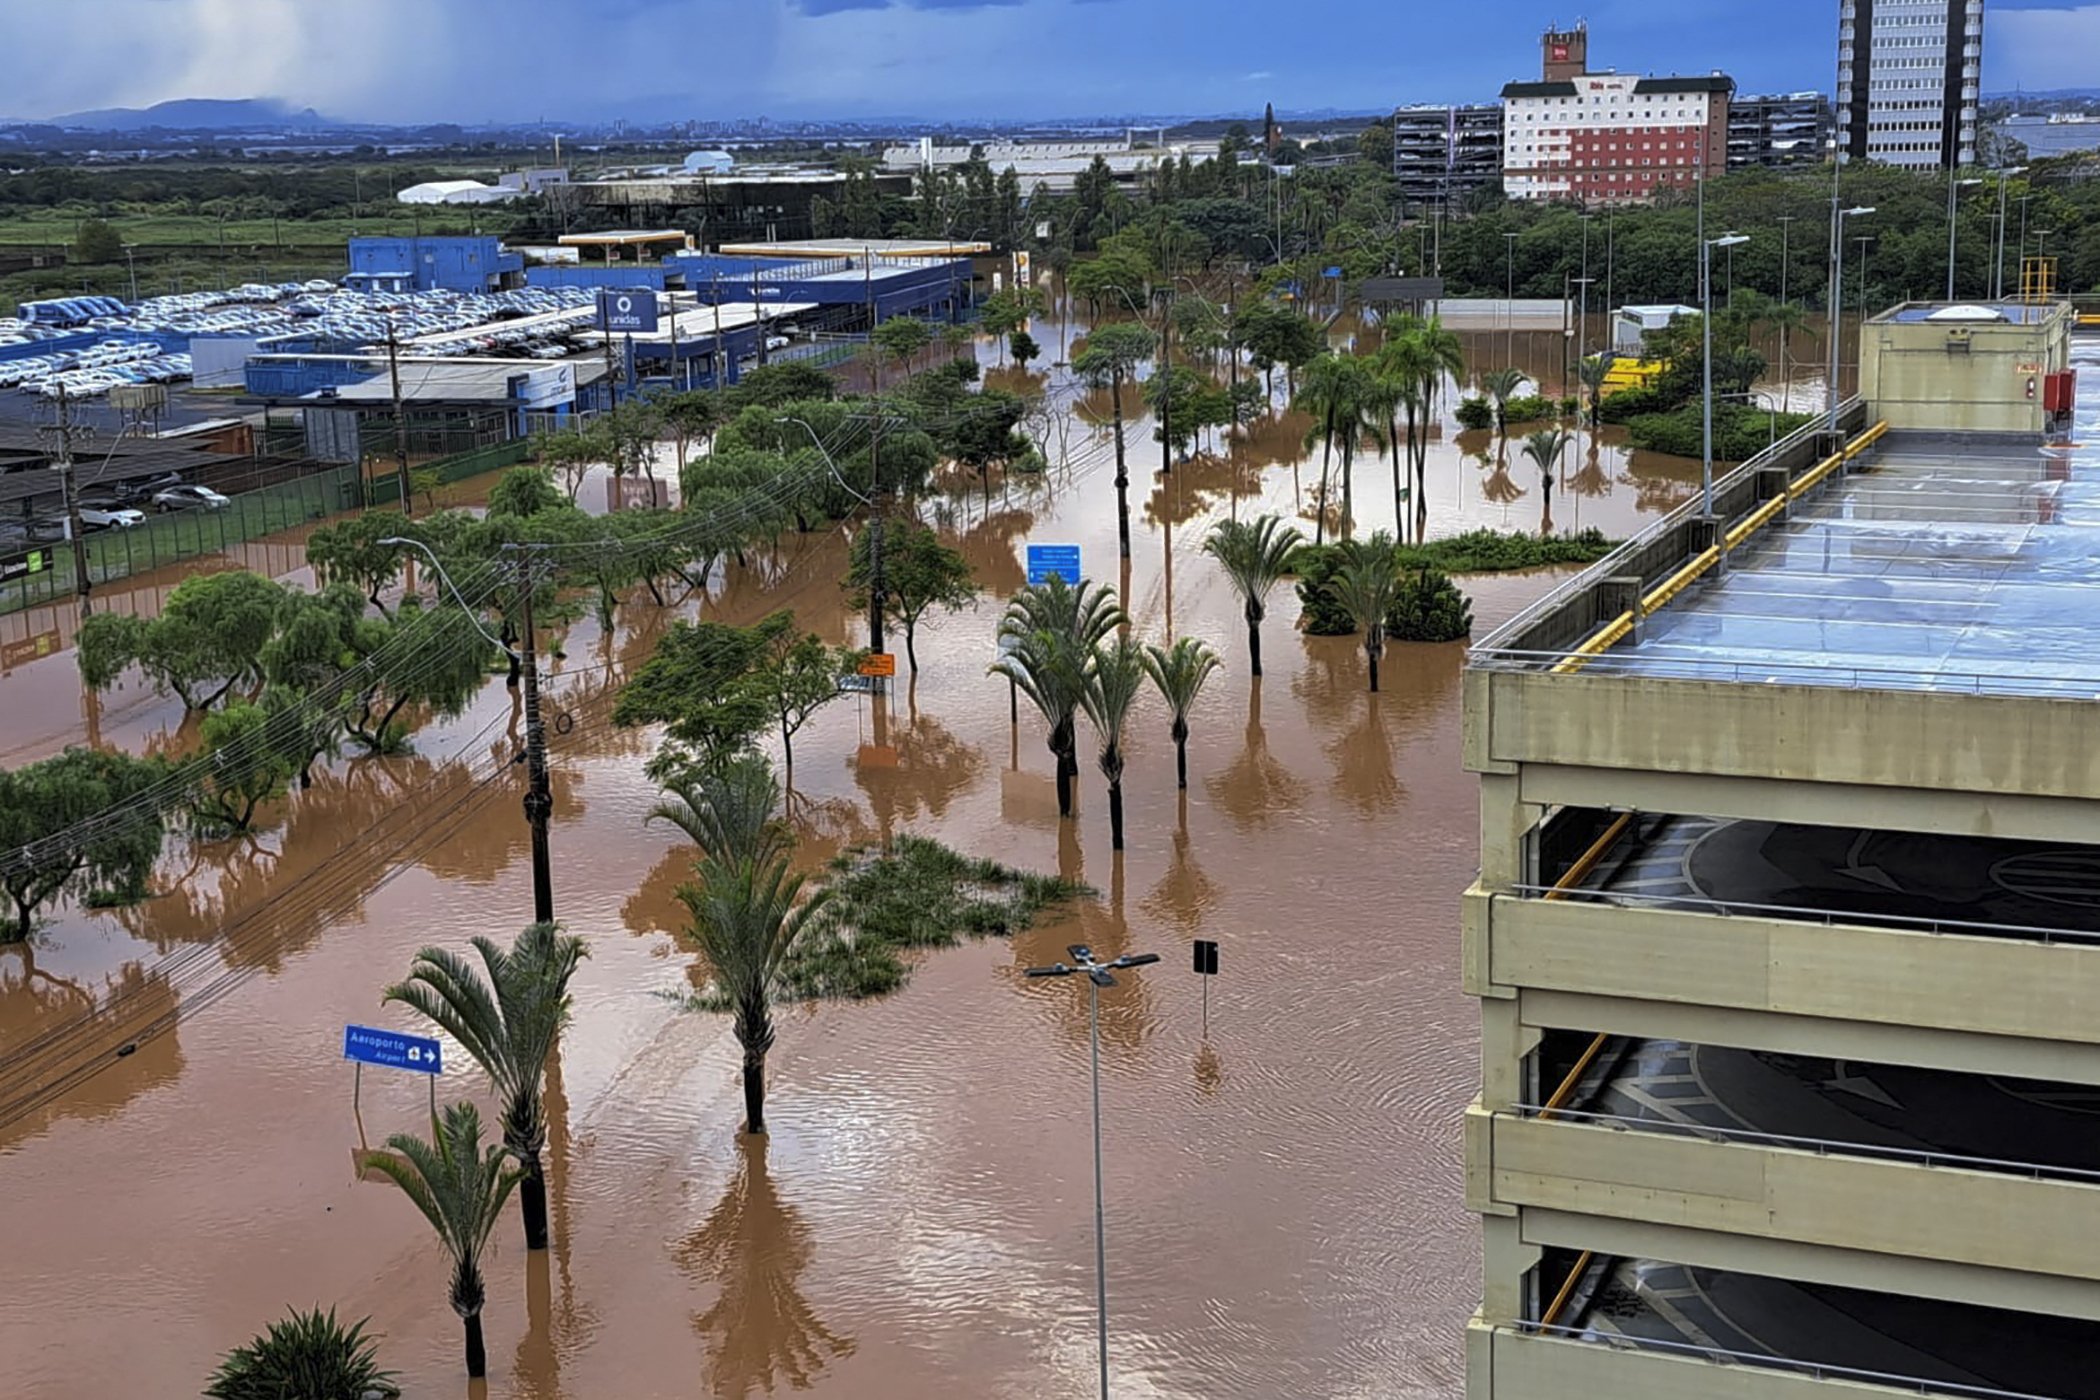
[[1575, 356, 1611, 426], [78, 568, 284, 711], [190, 699, 296, 834], [1480, 368, 1525, 443], [844, 521, 975, 673], [1522, 427, 1571, 496], [679, 834, 831, 1136], [1387, 567, 1474, 643], [1065, 250, 1149, 321], [1329, 534, 1403, 692], [1081, 636, 1146, 851], [533, 427, 598, 502], [73, 217, 123, 264], [979, 288, 1040, 365], [1374, 318, 1464, 534], [485, 464, 565, 520], [0, 748, 166, 941], [385, 922, 586, 1254], [744, 613, 861, 787], [1293, 354, 1380, 542], [1203, 514, 1303, 677], [657, 390, 727, 471], [870, 316, 934, 386], [343, 601, 495, 753], [1357, 121, 1395, 170], [1009, 328, 1041, 369], [1234, 302, 1323, 404], [367, 1101, 521, 1380], [305, 511, 411, 612], [649, 751, 793, 869], [989, 575, 1126, 819], [614, 617, 777, 770], [1141, 637, 1221, 790], [1071, 321, 1155, 560], [204, 1307, 399, 1400]]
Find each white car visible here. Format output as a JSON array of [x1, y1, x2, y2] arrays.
[[151, 484, 230, 512], [77, 505, 146, 529]]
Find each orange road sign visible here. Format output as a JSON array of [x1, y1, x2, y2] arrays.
[[859, 652, 896, 678]]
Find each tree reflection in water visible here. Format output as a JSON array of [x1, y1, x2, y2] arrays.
[[676, 1137, 855, 1398], [1204, 683, 1308, 832]]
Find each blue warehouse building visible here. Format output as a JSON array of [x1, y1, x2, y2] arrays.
[[345, 236, 524, 294], [664, 251, 972, 328]]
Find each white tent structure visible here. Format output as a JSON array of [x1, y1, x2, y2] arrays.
[[396, 179, 519, 206]]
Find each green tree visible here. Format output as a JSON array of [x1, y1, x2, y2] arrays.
[[614, 617, 777, 771], [78, 568, 284, 711], [1081, 635, 1146, 850], [1009, 327, 1041, 369], [1234, 302, 1323, 403], [344, 601, 495, 753], [989, 575, 1127, 819], [979, 287, 1040, 365], [305, 510, 411, 613], [1387, 567, 1474, 643], [844, 520, 975, 673], [484, 465, 564, 520], [1202, 513, 1303, 677], [367, 1102, 522, 1380], [72, 217, 123, 264], [385, 922, 588, 1253], [204, 1307, 399, 1400], [742, 613, 861, 787], [1071, 321, 1156, 560], [1522, 427, 1572, 496], [678, 788, 831, 1136], [1065, 249, 1150, 321], [1329, 532, 1403, 692], [0, 747, 166, 940], [870, 316, 933, 386], [657, 390, 727, 471], [190, 699, 295, 834], [649, 752, 794, 868], [533, 428, 598, 501], [1293, 354, 1381, 542], [1480, 367, 1525, 443], [1140, 636, 1221, 790], [1373, 318, 1465, 533], [1357, 121, 1395, 170]]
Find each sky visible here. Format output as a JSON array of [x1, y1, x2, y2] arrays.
[[3, 0, 2096, 125]]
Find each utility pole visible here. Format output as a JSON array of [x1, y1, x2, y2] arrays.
[[753, 269, 768, 366], [1159, 287, 1173, 478], [41, 385, 93, 615], [868, 400, 887, 656], [385, 314, 413, 516], [515, 548, 555, 924], [597, 297, 620, 411]]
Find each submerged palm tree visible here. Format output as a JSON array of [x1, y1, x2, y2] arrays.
[[1141, 636, 1222, 790], [649, 752, 793, 869], [1295, 354, 1379, 539], [385, 922, 588, 1253], [990, 575, 1126, 818], [681, 849, 830, 1137], [1329, 532, 1403, 692], [1480, 367, 1525, 443], [1522, 427, 1572, 496], [1081, 635, 1147, 850], [368, 1101, 521, 1379], [1072, 322, 1157, 561], [1203, 513, 1304, 678], [1576, 355, 1611, 425]]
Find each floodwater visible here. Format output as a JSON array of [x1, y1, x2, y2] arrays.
[[0, 303, 1816, 1399]]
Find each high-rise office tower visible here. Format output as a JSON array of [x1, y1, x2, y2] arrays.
[[1837, 0, 1984, 168]]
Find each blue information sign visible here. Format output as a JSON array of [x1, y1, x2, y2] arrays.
[[1025, 543, 1082, 586], [1321, 265, 1344, 279], [343, 1024, 444, 1075], [598, 289, 658, 334]]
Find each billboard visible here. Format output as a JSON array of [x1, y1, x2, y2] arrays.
[[597, 289, 658, 334]]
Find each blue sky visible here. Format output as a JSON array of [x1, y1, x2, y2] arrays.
[[4, 0, 2095, 123]]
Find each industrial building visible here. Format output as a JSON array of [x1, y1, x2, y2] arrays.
[[345, 236, 524, 295], [1838, 0, 1984, 169], [1502, 24, 1733, 204], [1461, 299, 2098, 1400], [572, 166, 913, 243], [1391, 104, 1505, 210], [1727, 92, 1836, 168], [877, 135, 1227, 193]]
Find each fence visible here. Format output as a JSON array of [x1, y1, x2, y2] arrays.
[[360, 436, 533, 507]]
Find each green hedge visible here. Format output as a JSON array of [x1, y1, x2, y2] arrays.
[[1288, 530, 1616, 638], [1597, 385, 1674, 422], [1623, 405, 1814, 460]]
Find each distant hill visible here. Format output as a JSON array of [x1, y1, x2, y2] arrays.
[[42, 98, 326, 131]]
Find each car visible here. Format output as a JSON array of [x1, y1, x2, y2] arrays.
[[26, 516, 71, 542], [765, 334, 790, 351], [77, 504, 146, 529], [114, 473, 184, 504], [151, 484, 230, 512]]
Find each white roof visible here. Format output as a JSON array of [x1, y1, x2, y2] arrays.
[[396, 180, 516, 205], [1926, 304, 2008, 322]]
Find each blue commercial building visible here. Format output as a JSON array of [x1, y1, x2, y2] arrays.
[[345, 236, 524, 294], [663, 252, 972, 328]]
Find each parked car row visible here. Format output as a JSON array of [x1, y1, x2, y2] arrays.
[[0, 340, 194, 399], [4, 476, 231, 546]]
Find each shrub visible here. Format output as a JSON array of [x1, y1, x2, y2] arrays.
[[1558, 395, 1581, 416], [1385, 567, 1474, 642], [1454, 396, 1494, 432], [1502, 394, 1558, 425], [1624, 405, 1814, 460], [1394, 527, 1615, 573], [205, 1307, 398, 1400], [1295, 530, 1615, 634], [1288, 544, 1357, 635], [1596, 385, 1672, 423]]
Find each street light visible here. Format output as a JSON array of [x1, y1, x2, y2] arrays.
[[1024, 943, 1160, 1400], [1992, 166, 2028, 299], [1826, 206, 1874, 433], [1946, 174, 1983, 300], [1702, 232, 1750, 519], [1503, 231, 1520, 365]]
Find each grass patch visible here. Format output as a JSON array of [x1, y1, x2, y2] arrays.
[[685, 835, 1091, 1007]]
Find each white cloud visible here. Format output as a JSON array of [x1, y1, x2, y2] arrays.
[[1985, 4, 2100, 92]]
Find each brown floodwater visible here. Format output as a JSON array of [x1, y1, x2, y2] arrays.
[[0, 309, 1822, 1399]]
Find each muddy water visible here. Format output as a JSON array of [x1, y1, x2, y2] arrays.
[[0, 310, 1794, 1399]]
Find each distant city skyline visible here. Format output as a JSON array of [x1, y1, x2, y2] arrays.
[[3, 0, 2095, 127]]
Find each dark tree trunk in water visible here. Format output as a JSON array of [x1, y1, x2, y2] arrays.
[[904, 624, 919, 673], [1367, 642, 1382, 693], [1246, 603, 1264, 678], [743, 1051, 767, 1135], [1175, 738, 1188, 790], [1108, 779, 1125, 851], [464, 1313, 487, 1378], [1112, 376, 1132, 560], [520, 1153, 549, 1250]]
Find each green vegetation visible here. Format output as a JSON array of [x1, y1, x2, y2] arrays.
[[1623, 404, 1816, 460], [204, 1307, 398, 1400], [1080, 635, 1147, 849], [1326, 532, 1404, 691], [78, 568, 284, 710], [989, 575, 1127, 819], [843, 519, 976, 673], [1390, 527, 1616, 574], [1203, 513, 1304, 677], [1293, 530, 1611, 638], [1387, 568, 1475, 644], [1071, 321, 1156, 559], [1141, 637, 1223, 791], [0, 747, 167, 939]]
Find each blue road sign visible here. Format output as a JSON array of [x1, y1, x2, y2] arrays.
[[598, 289, 658, 334], [1321, 266, 1344, 279], [1026, 543, 1082, 586], [343, 1024, 444, 1075]]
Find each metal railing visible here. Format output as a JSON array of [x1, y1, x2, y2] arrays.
[[1503, 880, 2100, 946], [1507, 1104, 2100, 1187], [1465, 645, 2100, 696], [1509, 1321, 2066, 1400]]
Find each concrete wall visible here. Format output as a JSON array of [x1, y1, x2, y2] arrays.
[[1470, 1320, 1933, 1400], [1861, 304, 2071, 434]]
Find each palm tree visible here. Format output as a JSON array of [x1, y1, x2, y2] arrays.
[[1362, 342, 1414, 533], [1383, 319, 1464, 529], [1521, 427, 1572, 497], [1203, 514, 1304, 678], [1329, 533, 1403, 692], [1072, 323, 1157, 561], [681, 850, 831, 1137], [989, 575, 1126, 818], [648, 752, 793, 869], [1292, 353, 1352, 544], [1081, 635, 1146, 850], [1141, 637, 1222, 789], [1575, 355, 1611, 425], [1481, 367, 1525, 444], [368, 1101, 521, 1379], [384, 923, 588, 1253]]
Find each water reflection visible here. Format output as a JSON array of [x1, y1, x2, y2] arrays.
[[677, 1138, 857, 1398], [1204, 684, 1308, 831]]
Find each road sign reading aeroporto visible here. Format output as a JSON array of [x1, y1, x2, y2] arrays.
[[342, 1024, 444, 1075]]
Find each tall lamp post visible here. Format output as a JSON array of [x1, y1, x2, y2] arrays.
[[1024, 943, 1160, 1400], [1701, 232, 1750, 518], [1992, 166, 2027, 299], [1503, 231, 1519, 366], [1826, 205, 1874, 433], [1946, 174, 1983, 299]]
